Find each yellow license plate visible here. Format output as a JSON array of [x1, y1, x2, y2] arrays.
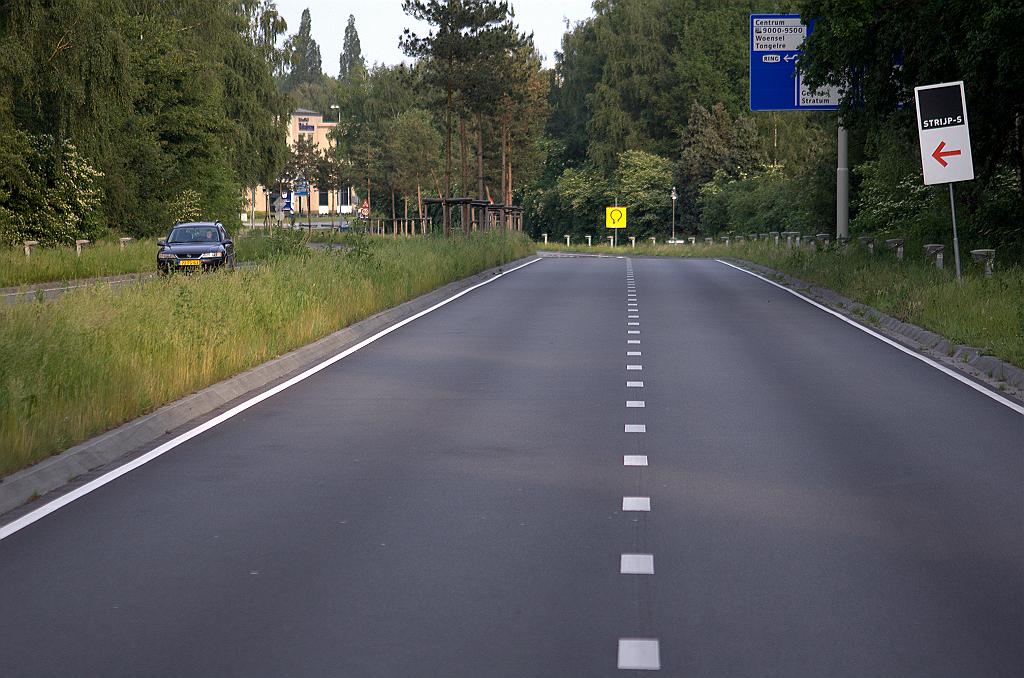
[[178, 259, 200, 266]]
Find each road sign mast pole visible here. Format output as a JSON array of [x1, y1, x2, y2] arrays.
[[837, 123, 849, 239], [949, 183, 962, 280]]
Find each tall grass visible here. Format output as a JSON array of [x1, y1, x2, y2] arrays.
[[543, 240, 1024, 368], [0, 229, 305, 287], [0, 238, 158, 286], [0, 233, 534, 476]]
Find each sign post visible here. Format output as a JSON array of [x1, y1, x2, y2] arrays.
[[914, 81, 974, 279], [606, 206, 627, 248], [750, 14, 846, 238]]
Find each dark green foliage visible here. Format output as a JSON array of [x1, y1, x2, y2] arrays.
[[800, 0, 1024, 258], [282, 8, 322, 93], [0, 0, 289, 243]]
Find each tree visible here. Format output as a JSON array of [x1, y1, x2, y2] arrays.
[[339, 14, 367, 81], [800, 0, 1024, 257], [400, 0, 517, 231], [385, 109, 442, 221], [282, 8, 323, 93]]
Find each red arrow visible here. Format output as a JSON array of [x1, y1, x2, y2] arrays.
[[931, 140, 962, 168]]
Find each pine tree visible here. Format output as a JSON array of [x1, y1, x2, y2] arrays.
[[400, 0, 519, 231], [339, 15, 366, 81]]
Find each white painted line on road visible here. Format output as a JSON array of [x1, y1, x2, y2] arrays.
[[618, 639, 660, 670], [627, 365, 642, 370], [716, 259, 1024, 416], [628, 330, 640, 335], [628, 322, 640, 326], [626, 401, 645, 408], [622, 496, 651, 511], [620, 554, 654, 574], [625, 424, 646, 433], [627, 351, 641, 356], [628, 315, 639, 318], [0, 257, 546, 541], [623, 455, 648, 466], [627, 381, 644, 387], [627, 340, 641, 345]]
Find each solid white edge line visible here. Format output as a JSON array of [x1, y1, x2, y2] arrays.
[[715, 259, 1024, 416], [0, 257, 545, 541]]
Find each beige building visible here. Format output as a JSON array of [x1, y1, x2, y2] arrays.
[[246, 108, 358, 218]]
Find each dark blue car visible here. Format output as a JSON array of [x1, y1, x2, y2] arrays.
[[157, 222, 236, 274]]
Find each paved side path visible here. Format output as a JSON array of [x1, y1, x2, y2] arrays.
[[0, 257, 1020, 677]]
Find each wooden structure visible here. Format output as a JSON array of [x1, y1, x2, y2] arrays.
[[422, 197, 525, 235]]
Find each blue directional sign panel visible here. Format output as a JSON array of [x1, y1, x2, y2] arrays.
[[750, 14, 839, 111]]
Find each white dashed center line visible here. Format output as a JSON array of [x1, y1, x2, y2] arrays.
[[628, 330, 640, 335], [620, 554, 654, 575], [626, 381, 643, 387], [626, 401, 645, 408], [623, 455, 648, 466], [624, 424, 646, 433], [622, 496, 651, 511], [618, 639, 661, 670], [627, 365, 642, 370], [627, 339, 640, 344], [627, 351, 641, 356]]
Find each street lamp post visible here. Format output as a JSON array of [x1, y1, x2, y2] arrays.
[[671, 186, 678, 241], [329, 104, 341, 228]]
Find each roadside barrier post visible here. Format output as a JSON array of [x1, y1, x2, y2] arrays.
[[565, 235, 571, 246], [586, 235, 592, 247], [770, 231, 780, 246], [816, 233, 830, 248], [119, 237, 133, 250], [858, 236, 875, 254], [607, 235, 614, 247], [629, 236, 636, 248], [970, 249, 996, 278], [924, 244, 945, 269], [542, 233, 548, 244], [23, 240, 39, 258], [75, 240, 90, 257], [885, 238, 905, 261], [688, 236, 695, 245], [649, 237, 656, 245]]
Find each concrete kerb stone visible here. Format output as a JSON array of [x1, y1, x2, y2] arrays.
[[0, 256, 537, 518], [723, 257, 1024, 400]]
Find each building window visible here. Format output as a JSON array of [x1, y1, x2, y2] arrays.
[[339, 185, 351, 206], [319, 190, 329, 207]]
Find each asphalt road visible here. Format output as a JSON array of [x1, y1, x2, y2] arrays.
[[1, 256, 1021, 677]]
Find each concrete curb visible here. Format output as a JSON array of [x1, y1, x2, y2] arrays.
[[0, 256, 537, 517], [725, 257, 1024, 400]]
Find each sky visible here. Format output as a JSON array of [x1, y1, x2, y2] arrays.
[[273, 0, 596, 75]]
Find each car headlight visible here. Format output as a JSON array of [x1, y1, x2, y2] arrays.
[[199, 251, 223, 259], [158, 251, 176, 260]]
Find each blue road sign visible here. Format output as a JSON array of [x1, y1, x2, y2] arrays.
[[294, 182, 309, 197], [750, 14, 839, 111]]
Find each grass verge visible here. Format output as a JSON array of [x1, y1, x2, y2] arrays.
[[0, 232, 534, 477], [0, 229, 305, 287], [542, 241, 1024, 368]]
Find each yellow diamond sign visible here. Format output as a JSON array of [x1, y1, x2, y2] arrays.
[[606, 206, 627, 229]]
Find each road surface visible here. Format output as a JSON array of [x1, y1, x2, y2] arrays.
[[1, 255, 1021, 676]]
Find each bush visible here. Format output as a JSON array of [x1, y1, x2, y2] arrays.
[[0, 133, 105, 246]]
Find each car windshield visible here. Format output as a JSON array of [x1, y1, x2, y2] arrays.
[[168, 227, 220, 243]]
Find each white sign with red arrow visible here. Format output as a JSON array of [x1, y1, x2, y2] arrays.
[[914, 81, 974, 185]]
